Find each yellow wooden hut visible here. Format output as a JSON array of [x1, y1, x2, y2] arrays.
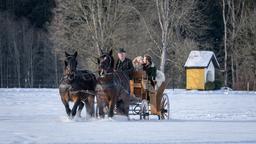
[[184, 51, 219, 90]]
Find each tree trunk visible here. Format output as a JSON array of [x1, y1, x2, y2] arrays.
[[235, 58, 239, 89], [254, 68, 256, 90], [29, 29, 34, 88], [156, 0, 169, 73], [90, 0, 101, 55], [55, 51, 58, 87], [30, 31, 36, 88], [229, 0, 236, 89], [13, 36, 21, 87], [6, 43, 10, 88], [0, 39, 2, 88], [231, 55, 235, 89], [160, 33, 167, 72], [222, 0, 228, 86]]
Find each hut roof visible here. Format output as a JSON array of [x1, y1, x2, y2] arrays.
[[184, 51, 220, 68]]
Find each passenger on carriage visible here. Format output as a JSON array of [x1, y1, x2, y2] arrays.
[[132, 56, 144, 71], [142, 55, 157, 88], [132, 55, 165, 90]]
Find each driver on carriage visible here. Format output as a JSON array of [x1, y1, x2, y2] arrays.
[[115, 48, 134, 80], [115, 48, 134, 96]]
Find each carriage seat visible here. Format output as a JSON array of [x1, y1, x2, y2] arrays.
[[129, 71, 149, 99], [131, 71, 147, 87]]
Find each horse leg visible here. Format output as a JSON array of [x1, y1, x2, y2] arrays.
[[61, 97, 71, 116], [108, 100, 113, 118], [77, 102, 84, 118], [117, 92, 130, 117], [85, 95, 95, 118], [97, 98, 105, 118], [124, 94, 130, 117], [124, 101, 130, 117], [71, 99, 80, 118], [116, 99, 123, 115], [108, 97, 116, 118], [64, 103, 71, 117], [98, 105, 105, 118]]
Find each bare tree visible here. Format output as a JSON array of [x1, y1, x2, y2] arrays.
[[155, 0, 170, 72], [221, 0, 228, 86], [220, 0, 256, 90], [144, 0, 199, 73], [51, 0, 130, 56]]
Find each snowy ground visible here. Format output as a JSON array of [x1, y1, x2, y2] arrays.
[[0, 88, 256, 144]]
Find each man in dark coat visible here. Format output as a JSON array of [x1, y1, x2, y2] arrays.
[[115, 48, 134, 80]]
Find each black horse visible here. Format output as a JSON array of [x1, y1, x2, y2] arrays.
[[96, 49, 130, 118], [59, 51, 97, 119]]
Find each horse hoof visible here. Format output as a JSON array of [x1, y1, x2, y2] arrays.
[[69, 115, 74, 120]]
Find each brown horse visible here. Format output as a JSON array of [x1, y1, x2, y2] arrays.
[[96, 49, 130, 118], [59, 52, 97, 119]]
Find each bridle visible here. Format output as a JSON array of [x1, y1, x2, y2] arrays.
[[99, 54, 114, 76]]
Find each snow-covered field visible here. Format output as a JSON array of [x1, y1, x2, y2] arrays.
[[0, 88, 256, 144]]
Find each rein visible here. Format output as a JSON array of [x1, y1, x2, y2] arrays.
[[97, 72, 116, 88], [69, 89, 97, 96], [61, 69, 99, 84]]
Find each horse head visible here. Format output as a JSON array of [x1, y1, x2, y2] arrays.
[[97, 49, 114, 76], [64, 51, 78, 80]]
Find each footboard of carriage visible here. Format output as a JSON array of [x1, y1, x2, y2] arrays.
[[129, 71, 171, 120]]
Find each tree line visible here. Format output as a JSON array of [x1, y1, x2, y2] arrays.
[[0, 0, 60, 87], [0, 0, 255, 90]]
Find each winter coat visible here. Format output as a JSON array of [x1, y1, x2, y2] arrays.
[[143, 63, 157, 81], [115, 58, 134, 79]]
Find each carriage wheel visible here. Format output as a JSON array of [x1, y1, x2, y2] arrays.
[[133, 104, 141, 115], [160, 94, 170, 120]]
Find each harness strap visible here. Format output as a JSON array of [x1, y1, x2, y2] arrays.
[[69, 89, 97, 96]]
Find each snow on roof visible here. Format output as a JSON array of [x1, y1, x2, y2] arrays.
[[184, 51, 220, 68]]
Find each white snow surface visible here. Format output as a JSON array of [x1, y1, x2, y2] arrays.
[[0, 88, 256, 144]]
